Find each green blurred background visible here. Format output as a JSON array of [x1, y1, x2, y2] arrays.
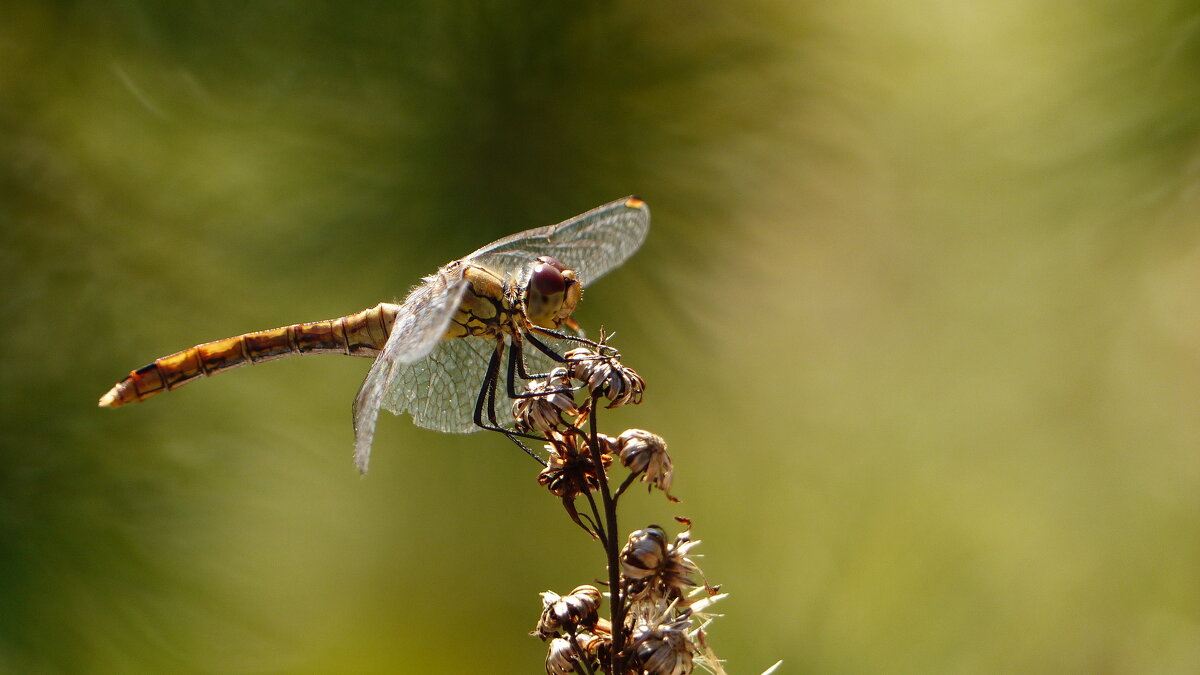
[[3, 2, 1200, 673]]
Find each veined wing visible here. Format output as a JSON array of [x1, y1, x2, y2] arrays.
[[352, 264, 469, 474], [467, 196, 650, 287], [381, 332, 571, 436], [382, 336, 493, 435]]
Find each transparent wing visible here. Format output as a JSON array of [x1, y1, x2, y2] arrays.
[[467, 196, 650, 286], [382, 336, 495, 435], [352, 265, 468, 474], [381, 332, 570, 436]]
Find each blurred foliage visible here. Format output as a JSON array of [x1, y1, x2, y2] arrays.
[[3, 1, 1200, 673]]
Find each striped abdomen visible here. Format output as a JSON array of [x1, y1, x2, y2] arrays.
[[99, 302, 400, 408]]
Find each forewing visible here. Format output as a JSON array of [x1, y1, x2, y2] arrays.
[[467, 196, 650, 286], [352, 265, 468, 473]]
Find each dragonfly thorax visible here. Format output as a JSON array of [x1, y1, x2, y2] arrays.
[[444, 263, 513, 339], [443, 258, 581, 341]]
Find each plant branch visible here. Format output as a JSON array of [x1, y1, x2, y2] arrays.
[[586, 405, 625, 670], [568, 633, 596, 675], [582, 485, 607, 547], [612, 470, 642, 502]]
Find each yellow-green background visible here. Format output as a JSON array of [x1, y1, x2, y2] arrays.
[[3, 2, 1199, 673]]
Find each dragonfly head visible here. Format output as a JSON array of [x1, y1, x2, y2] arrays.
[[524, 256, 582, 329]]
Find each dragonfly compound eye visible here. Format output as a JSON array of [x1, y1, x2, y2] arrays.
[[532, 259, 567, 297], [526, 257, 583, 329]]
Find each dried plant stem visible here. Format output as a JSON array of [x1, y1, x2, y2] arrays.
[[586, 406, 627, 670], [569, 633, 597, 675], [582, 489, 606, 544], [612, 470, 641, 501]]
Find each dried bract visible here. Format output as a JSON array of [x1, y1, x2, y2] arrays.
[[621, 526, 670, 583], [545, 632, 608, 675], [545, 637, 579, 675], [537, 431, 613, 500], [576, 631, 610, 662], [621, 526, 703, 602], [628, 614, 695, 675], [513, 368, 577, 434], [536, 585, 603, 638], [564, 347, 645, 408], [616, 429, 673, 493]]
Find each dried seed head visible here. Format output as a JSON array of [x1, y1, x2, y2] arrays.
[[545, 637, 578, 675], [563, 347, 645, 408], [594, 432, 621, 456], [660, 532, 703, 600], [621, 526, 703, 603], [616, 429, 673, 493], [629, 615, 695, 675], [537, 431, 613, 500], [544, 632, 608, 675], [513, 368, 577, 434], [621, 526, 670, 582], [577, 631, 609, 660], [536, 585, 603, 638]]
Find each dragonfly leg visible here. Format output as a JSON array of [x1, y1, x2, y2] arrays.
[[529, 326, 620, 358], [506, 337, 575, 400], [522, 331, 566, 368], [522, 331, 621, 398], [471, 340, 548, 464]]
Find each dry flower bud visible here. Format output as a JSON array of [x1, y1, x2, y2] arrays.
[[544, 632, 608, 675], [594, 432, 621, 456], [576, 631, 609, 659], [513, 368, 576, 434], [536, 585, 603, 637], [562, 346, 600, 363], [538, 431, 613, 500], [617, 429, 673, 493], [629, 616, 695, 675], [563, 347, 645, 408], [660, 532, 703, 599], [621, 526, 669, 581], [621, 526, 703, 602], [545, 637, 578, 675]]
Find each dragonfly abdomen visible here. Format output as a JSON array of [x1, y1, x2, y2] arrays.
[[99, 302, 400, 408]]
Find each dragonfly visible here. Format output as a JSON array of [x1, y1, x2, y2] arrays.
[[99, 196, 650, 473]]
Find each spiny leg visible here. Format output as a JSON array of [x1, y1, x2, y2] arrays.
[[471, 340, 547, 464], [521, 330, 620, 395], [505, 336, 575, 400], [529, 325, 620, 358], [484, 349, 551, 466], [518, 331, 564, 375]]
